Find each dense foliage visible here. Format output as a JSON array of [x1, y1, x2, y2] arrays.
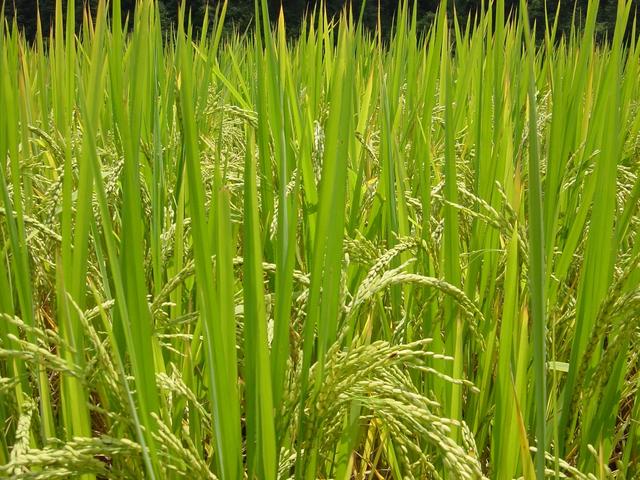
[[4, 0, 640, 40], [1, 0, 640, 479]]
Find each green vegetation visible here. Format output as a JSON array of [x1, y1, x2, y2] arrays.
[[4, 0, 640, 42], [1, 0, 640, 478]]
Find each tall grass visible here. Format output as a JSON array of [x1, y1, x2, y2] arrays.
[[1, 0, 640, 478]]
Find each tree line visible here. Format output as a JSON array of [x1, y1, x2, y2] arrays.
[[2, 0, 637, 42]]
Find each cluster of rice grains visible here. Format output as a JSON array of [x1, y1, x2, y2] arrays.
[[1, 0, 639, 478]]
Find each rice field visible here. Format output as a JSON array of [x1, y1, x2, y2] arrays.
[[1, 0, 639, 478]]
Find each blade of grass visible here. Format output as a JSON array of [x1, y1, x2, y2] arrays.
[[520, 2, 547, 477]]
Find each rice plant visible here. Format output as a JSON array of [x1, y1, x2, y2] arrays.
[[1, 0, 639, 478]]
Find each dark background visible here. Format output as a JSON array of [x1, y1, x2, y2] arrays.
[[2, 0, 638, 41]]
